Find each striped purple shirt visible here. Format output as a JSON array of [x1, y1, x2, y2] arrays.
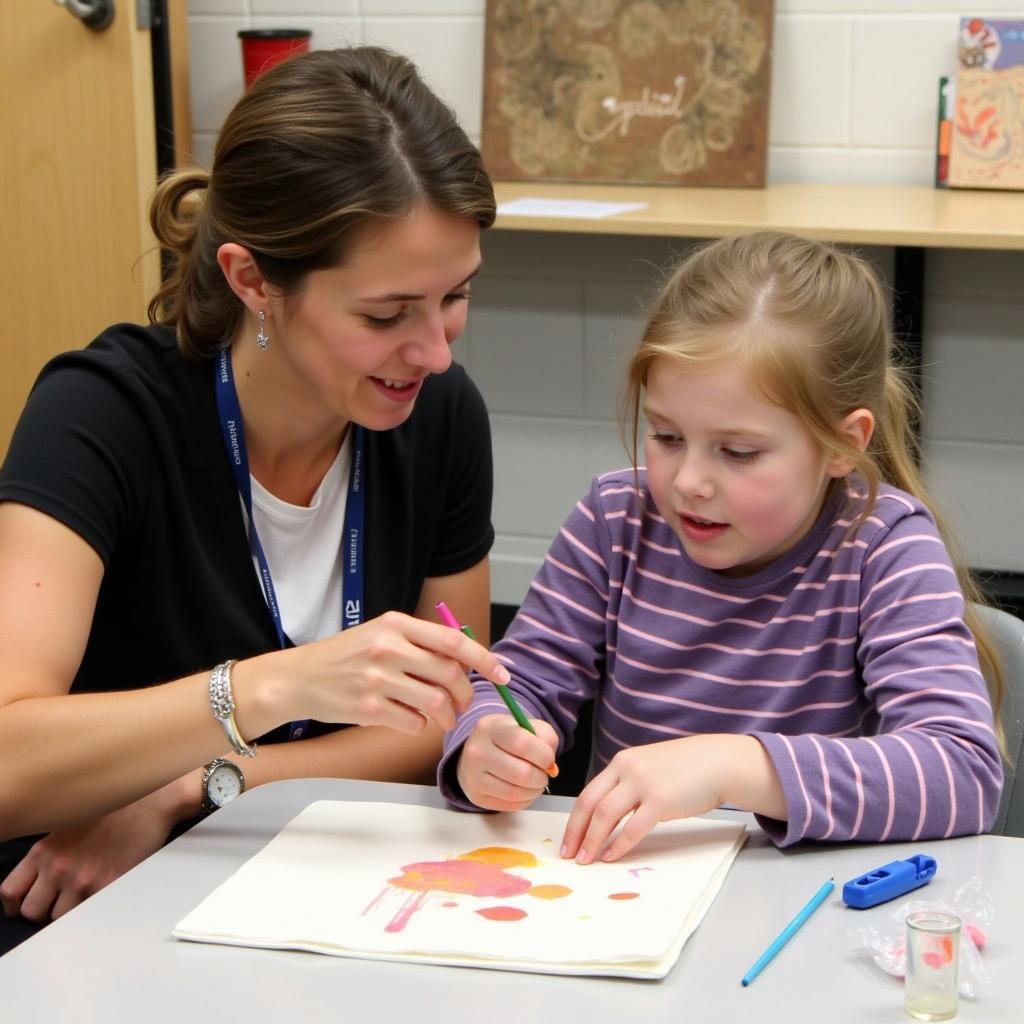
[[441, 470, 1003, 846]]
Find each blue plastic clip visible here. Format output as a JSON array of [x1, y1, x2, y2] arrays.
[[841, 854, 937, 910]]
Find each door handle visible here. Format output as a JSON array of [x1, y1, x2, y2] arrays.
[[53, 0, 115, 31]]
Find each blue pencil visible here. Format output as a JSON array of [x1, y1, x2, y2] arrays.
[[740, 878, 834, 986]]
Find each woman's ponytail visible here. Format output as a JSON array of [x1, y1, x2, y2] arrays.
[[147, 168, 242, 360]]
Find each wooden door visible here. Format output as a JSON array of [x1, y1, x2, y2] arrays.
[[0, 0, 159, 455]]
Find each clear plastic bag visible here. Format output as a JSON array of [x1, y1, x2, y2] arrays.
[[849, 876, 994, 999]]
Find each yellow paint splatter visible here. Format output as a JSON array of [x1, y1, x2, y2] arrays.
[[528, 884, 572, 900], [459, 847, 539, 869]]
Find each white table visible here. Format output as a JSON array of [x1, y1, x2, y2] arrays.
[[2, 778, 1019, 1022]]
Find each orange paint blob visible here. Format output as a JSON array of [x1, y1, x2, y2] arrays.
[[458, 847, 538, 869], [528, 884, 572, 900], [608, 892, 640, 900], [476, 906, 527, 922]]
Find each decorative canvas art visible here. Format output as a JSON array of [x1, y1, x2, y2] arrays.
[[173, 801, 747, 979], [481, 0, 774, 187], [949, 18, 1024, 189]]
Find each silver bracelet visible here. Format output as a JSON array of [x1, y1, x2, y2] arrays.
[[208, 660, 257, 758]]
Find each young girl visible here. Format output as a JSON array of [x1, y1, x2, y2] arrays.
[[440, 230, 1004, 862]]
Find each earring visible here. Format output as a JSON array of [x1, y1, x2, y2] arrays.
[[256, 310, 269, 351]]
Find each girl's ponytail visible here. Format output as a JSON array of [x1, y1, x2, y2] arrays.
[[877, 365, 920, 487]]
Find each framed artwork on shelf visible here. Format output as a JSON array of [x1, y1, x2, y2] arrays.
[[949, 18, 1024, 191], [481, 1, 774, 188]]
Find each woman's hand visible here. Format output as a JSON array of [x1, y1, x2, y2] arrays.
[[253, 611, 511, 737], [0, 771, 196, 922], [455, 713, 559, 811], [560, 735, 786, 864]]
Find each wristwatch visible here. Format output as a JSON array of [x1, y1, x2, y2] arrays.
[[200, 758, 245, 815]]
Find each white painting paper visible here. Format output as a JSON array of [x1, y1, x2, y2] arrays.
[[173, 801, 746, 979]]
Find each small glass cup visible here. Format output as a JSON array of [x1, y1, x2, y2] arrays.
[[905, 910, 962, 1021]]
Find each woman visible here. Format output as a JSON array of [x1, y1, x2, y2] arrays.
[[0, 46, 509, 950]]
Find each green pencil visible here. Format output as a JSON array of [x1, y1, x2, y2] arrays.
[[435, 600, 558, 779], [460, 623, 548, 752]]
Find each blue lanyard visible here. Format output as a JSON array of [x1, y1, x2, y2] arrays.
[[214, 348, 365, 740]]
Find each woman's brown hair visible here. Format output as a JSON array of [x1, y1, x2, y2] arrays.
[[147, 46, 495, 359], [623, 230, 1005, 740]]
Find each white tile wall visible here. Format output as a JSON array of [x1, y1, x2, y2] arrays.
[[250, 1, 357, 13], [249, 14, 360, 44], [925, 299, 1024, 445], [362, 16, 485, 139], [926, 442, 1024, 573], [582, 281, 650, 420], [187, 2, 1024, 602], [769, 16, 850, 147], [463, 278, 587, 418], [850, 16, 958, 148]]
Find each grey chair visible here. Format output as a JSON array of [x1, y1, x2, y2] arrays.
[[975, 603, 1024, 838]]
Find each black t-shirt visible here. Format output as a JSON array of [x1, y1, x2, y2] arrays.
[[0, 323, 493, 869]]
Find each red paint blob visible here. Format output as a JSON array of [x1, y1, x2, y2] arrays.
[[608, 892, 640, 900], [476, 906, 528, 922]]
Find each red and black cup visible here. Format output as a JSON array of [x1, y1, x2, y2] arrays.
[[238, 29, 312, 89]]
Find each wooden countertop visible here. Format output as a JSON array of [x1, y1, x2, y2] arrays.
[[492, 181, 1024, 249]]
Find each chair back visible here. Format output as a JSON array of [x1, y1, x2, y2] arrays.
[[974, 603, 1024, 837]]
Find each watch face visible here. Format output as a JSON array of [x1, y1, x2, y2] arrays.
[[208, 764, 243, 808]]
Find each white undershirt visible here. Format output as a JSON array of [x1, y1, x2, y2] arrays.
[[247, 434, 351, 647]]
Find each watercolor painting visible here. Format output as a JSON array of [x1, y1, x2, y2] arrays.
[[361, 843, 652, 935], [173, 801, 747, 979]]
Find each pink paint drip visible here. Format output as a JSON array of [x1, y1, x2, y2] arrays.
[[361, 889, 388, 916], [385, 889, 431, 933]]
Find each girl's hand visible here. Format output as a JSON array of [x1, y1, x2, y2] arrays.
[[455, 713, 559, 811], [560, 735, 786, 863], [248, 611, 511, 737], [560, 737, 725, 864]]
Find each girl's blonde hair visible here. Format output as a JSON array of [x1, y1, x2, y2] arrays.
[[623, 230, 1004, 733], [148, 47, 495, 360]]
